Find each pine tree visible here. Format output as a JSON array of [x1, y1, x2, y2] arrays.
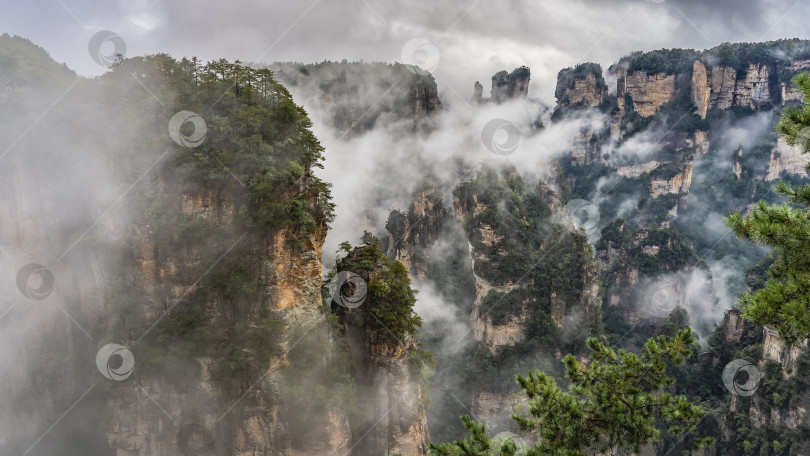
[[724, 72, 810, 346], [430, 329, 713, 455]]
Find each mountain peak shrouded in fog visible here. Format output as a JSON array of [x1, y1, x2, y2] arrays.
[[3, 4, 810, 450]]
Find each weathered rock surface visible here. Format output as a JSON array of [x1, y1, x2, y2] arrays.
[[555, 64, 608, 108]]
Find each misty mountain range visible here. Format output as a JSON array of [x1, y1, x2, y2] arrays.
[[1, 33, 809, 455]]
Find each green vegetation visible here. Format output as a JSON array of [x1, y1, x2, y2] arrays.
[[626, 40, 810, 78], [725, 72, 810, 345], [454, 168, 552, 285], [334, 242, 423, 341], [86, 54, 337, 405], [451, 166, 601, 392], [430, 330, 713, 455], [272, 60, 439, 133], [627, 48, 700, 75]]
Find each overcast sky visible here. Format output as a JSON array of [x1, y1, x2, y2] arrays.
[[3, 0, 809, 104]]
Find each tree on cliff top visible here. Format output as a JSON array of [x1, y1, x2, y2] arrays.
[[724, 72, 810, 346], [429, 329, 713, 455]]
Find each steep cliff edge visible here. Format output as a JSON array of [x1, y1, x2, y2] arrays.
[[0, 45, 352, 456], [490, 66, 531, 103], [451, 167, 602, 428], [333, 244, 430, 456], [97, 57, 346, 456], [555, 63, 608, 109], [272, 61, 441, 134]]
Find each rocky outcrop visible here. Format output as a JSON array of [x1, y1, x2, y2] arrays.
[[761, 328, 806, 373], [708, 65, 738, 110], [470, 390, 518, 432], [104, 198, 348, 456], [733, 146, 744, 180], [736, 63, 777, 109], [490, 66, 530, 103], [454, 173, 600, 353], [723, 308, 746, 342], [470, 81, 484, 105], [455, 192, 527, 352], [691, 61, 779, 112], [569, 129, 605, 165], [272, 61, 441, 134], [470, 304, 527, 352], [386, 183, 450, 280], [555, 64, 608, 108], [650, 163, 693, 197], [622, 71, 676, 117], [337, 246, 430, 456], [766, 137, 810, 180], [693, 130, 710, 156], [616, 161, 659, 178], [781, 60, 810, 103], [691, 60, 711, 119]]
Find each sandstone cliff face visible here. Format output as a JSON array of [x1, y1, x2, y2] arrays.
[[386, 184, 449, 280], [337, 246, 430, 456], [622, 71, 676, 117], [555, 65, 608, 108], [104, 191, 349, 456], [616, 161, 659, 178], [453, 193, 526, 353], [650, 163, 693, 198], [569, 129, 605, 166], [690, 61, 779, 112], [691, 60, 711, 119], [723, 308, 745, 342], [490, 66, 530, 103], [761, 327, 806, 373], [453, 178, 600, 353], [766, 137, 810, 180]]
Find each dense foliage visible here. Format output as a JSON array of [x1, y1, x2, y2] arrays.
[[333, 242, 424, 341], [93, 55, 337, 403], [430, 330, 713, 455], [725, 72, 810, 345]]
